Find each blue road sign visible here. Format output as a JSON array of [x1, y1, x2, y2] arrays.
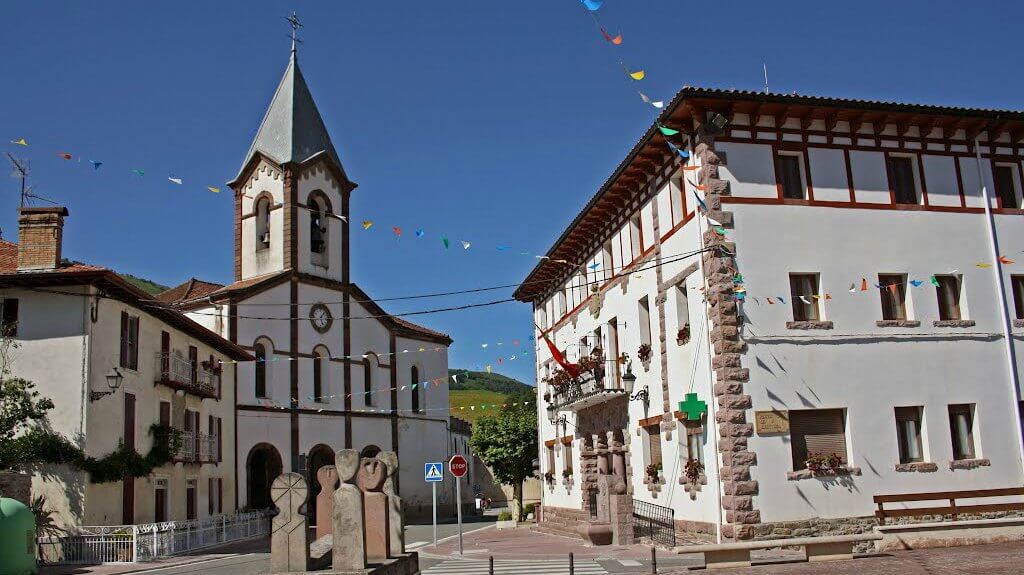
[[424, 462, 444, 482]]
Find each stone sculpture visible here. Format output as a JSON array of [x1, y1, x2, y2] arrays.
[[378, 451, 405, 557], [315, 465, 339, 540], [356, 456, 391, 561], [332, 449, 365, 572], [271, 472, 309, 573]]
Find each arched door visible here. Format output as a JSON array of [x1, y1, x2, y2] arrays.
[[246, 443, 283, 510], [306, 444, 336, 527]]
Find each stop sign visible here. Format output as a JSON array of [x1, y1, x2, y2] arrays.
[[449, 454, 468, 478]]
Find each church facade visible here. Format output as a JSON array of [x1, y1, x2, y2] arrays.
[[160, 51, 457, 520]]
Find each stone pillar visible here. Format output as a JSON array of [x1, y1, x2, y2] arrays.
[[332, 450, 365, 571], [696, 128, 760, 539], [270, 473, 309, 573]]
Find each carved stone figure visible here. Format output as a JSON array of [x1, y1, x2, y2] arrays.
[[270, 473, 309, 573], [357, 456, 391, 561], [315, 465, 339, 539], [332, 450, 366, 571], [378, 451, 405, 557]]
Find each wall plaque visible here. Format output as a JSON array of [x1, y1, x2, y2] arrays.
[[754, 410, 789, 434]]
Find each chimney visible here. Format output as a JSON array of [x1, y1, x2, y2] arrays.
[[17, 207, 69, 271]]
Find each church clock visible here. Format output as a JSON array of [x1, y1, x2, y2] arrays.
[[309, 303, 333, 334]]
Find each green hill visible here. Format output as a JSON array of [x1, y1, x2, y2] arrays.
[[120, 273, 170, 295], [448, 370, 535, 424]]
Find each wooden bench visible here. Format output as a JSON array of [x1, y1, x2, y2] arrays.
[[674, 533, 882, 569], [874, 487, 1024, 525]]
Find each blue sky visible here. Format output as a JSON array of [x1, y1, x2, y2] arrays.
[[2, 1, 1022, 384]]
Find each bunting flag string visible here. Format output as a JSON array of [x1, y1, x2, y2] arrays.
[[255, 396, 537, 415]]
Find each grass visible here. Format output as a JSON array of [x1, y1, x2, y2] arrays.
[[449, 389, 510, 424]]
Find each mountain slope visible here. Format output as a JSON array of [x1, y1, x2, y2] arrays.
[[448, 369, 534, 424]]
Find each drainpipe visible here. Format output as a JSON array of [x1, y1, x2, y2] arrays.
[[693, 160, 725, 545], [973, 139, 1024, 474]]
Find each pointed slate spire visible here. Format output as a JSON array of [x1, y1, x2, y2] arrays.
[[232, 51, 347, 184]]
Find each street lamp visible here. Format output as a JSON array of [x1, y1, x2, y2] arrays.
[[621, 359, 638, 394], [90, 367, 123, 402]]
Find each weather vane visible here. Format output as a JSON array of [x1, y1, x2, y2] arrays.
[[286, 12, 303, 54]]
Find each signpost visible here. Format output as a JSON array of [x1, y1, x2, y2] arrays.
[[449, 455, 469, 554], [424, 462, 443, 547]]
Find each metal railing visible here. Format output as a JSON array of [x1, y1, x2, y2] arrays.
[[38, 511, 270, 565], [633, 499, 676, 548], [549, 371, 622, 411], [177, 432, 218, 463], [155, 352, 220, 397]]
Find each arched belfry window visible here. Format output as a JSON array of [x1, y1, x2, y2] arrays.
[[308, 191, 331, 266], [411, 365, 422, 413], [255, 195, 271, 251]]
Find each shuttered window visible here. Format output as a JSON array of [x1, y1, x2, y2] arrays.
[[778, 154, 806, 199], [120, 312, 139, 370], [789, 274, 820, 321], [890, 156, 918, 204], [879, 274, 908, 320], [159, 401, 170, 427], [562, 440, 573, 472], [994, 165, 1019, 209], [895, 406, 924, 463], [646, 424, 663, 468], [935, 275, 962, 320], [948, 404, 976, 460], [789, 409, 847, 470]]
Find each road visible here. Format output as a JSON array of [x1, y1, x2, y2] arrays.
[[121, 517, 497, 575]]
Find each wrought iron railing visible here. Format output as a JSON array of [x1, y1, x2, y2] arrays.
[[549, 371, 623, 411], [37, 511, 270, 565], [155, 352, 219, 397], [177, 432, 218, 463], [633, 499, 676, 548]]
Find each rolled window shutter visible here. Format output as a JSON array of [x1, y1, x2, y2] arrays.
[[790, 409, 846, 466]]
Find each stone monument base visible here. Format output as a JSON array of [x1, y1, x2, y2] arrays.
[[278, 552, 419, 575]]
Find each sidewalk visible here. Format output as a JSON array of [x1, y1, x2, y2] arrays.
[[37, 535, 269, 575], [420, 524, 681, 561]]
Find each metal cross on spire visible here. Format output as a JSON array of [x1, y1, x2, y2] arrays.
[[286, 12, 303, 55]]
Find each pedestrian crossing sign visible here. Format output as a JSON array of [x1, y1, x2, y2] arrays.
[[424, 462, 444, 482]]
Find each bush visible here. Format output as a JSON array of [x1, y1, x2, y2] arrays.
[[523, 503, 536, 517], [497, 511, 512, 521]]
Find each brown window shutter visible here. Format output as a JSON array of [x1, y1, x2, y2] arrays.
[[208, 478, 214, 515], [128, 316, 140, 370], [789, 409, 846, 468], [120, 311, 129, 367], [216, 418, 223, 462], [124, 393, 136, 450], [189, 346, 198, 384], [159, 401, 170, 427], [160, 331, 170, 375], [217, 478, 223, 513]]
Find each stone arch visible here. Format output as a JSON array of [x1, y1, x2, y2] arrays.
[[246, 442, 283, 510], [306, 443, 336, 527], [312, 345, 330, 402], [307, 190, 331, 266], [363, 352, 379, 408], [253, 191, 274, 251], [253, 336, 275, 399]]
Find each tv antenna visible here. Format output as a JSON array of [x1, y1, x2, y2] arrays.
[[6, 153, 30, 208]]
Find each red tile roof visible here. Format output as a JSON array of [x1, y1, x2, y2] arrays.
[[157, 278, 226, 304], [0, 240, 105, 274]]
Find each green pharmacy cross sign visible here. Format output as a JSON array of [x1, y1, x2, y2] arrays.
[[678, 393, 708, 421]]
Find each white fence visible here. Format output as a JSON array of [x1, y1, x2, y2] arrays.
[[38, 510, 270, 565]]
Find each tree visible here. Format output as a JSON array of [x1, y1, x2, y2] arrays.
[[470, 409, 538, 522]]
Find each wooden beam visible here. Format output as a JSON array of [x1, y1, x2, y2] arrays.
[[750, 103, 763, 129], [849, 113, 866, 136]]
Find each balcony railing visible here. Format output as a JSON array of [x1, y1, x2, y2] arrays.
[[155, 353, 220, 399], [549, 371, 627, 412], [176, 432, 218, 463]]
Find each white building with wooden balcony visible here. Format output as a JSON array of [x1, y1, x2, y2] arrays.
[[0, 207, 251, 527], [518, 88, 1024, 544]]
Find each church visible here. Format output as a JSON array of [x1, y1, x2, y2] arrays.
[[158, 48, 457, 521]]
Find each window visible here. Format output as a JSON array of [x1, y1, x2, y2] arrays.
[[208, 478, 222, 515], [546, 444, 556, 474], [879, 274, 908, 320], [364, 354, 375, 407], [536, 307, 547, 330], [188, 345, 198, 384], [185, 479, 197, 520], [154, 478, 168, 523], [789, 408, 847, 470], [1012, 276, 1024, 320], [562, 440, 573, 473], [411, 365, 421, 413], [948, 404, 976, 460], [778, 153, 806, 200], [159, 331, 170, 378], [124, 393, 136, 451], [602, 241, 614, 281], [889, 156, 918, 204], [675, 284, 689, 338], [607, 318, 620, 387], [308, 191, 330, 265], [669, 173, 686, 227], [119, 311, 139, 370], [994, 165, 1020, 209], [556, 291, 567, 318], [159, 401, 170, 427], [628, 215, 642, 261], [646, 424, 663, 469], [254, 341, 268, 398], [895, 406, 924, 463], [0, 298, 18, 337], [789, 273, 820, 321], [638, 296, 652, 348], [684, 423, 703, 464], [935, 275, 962, 320], [579, 336, 590, 361], [255, 196, 271, 250], [312, 348, 325, 402]]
